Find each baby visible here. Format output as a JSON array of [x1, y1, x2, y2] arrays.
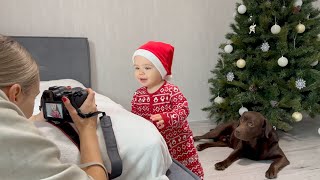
[[131, 41, 204, 179]]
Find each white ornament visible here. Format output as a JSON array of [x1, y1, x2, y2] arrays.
[[318, 128, 320, 135], [278, 56, 288, 67], [292, 112, 303, 122], [310, 60, 318, 66], [296, 23, 305, 33], [236, 59, 246, 68], [237, 5, 247, 14], [239, 106, 248, 116], [271, 24, 281, 34], [249, 23, 256, 34], [295, 78, 306, 90], [226, 72, 234, 82], [310, 60, 319, 66], [248, 15, 253, 22], [224, 44, 233, 53], [214, 96, 225, 104], [294, 0, 303, 7], [261, 42, 270, 52], [270, 100, 278, 107]]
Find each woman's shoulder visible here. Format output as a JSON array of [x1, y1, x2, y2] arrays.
[[0, 103, 89, 179], [0, 92, 26, 118]]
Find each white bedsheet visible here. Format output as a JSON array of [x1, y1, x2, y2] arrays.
[[32, 79, 172, 180]]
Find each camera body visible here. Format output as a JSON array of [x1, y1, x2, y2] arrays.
[[40, 86, 88, 123]]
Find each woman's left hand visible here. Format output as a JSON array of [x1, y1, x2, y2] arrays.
[[150, 114, 164, 129]]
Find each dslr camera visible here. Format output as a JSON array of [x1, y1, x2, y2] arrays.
[[40, 86, 88, 122]]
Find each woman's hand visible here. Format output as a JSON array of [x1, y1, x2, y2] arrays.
[[62, 88, 98, 134], [63, 88, 108, 180]]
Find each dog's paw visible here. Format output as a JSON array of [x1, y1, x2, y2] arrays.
[[215, 161, 228, 171], [265, 167, 277, 179], [193, 136, 201, 141]]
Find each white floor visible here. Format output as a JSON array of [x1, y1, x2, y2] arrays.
[[189, 116, 320, 180]]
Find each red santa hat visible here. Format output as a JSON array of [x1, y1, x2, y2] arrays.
[[132, 41, 174, 80]]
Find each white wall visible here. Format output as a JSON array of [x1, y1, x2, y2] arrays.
[[1, 0, 318, 121]]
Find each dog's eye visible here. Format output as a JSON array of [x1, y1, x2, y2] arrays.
[[248, 122, 254, 127]]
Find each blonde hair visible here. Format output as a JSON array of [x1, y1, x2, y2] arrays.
[[0, 35, 39, 93]]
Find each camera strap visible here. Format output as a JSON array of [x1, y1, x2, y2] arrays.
[[99, 113, 123, 179], [48, 110, 122, 179]]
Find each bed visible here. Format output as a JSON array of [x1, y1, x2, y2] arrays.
[[12, 36, 201, 180]]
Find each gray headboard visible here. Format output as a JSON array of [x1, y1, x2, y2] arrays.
[[12, 36, 91, 87]]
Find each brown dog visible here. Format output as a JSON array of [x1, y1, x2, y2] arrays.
[[193, 111, 289, 179]]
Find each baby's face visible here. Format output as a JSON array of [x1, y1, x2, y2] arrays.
[[133, 56, 163, 89], [51, 104, 57, 111]]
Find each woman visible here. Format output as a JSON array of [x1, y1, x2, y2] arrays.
[[0, 35, 108, 180]]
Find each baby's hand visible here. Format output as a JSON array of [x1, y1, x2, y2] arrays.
[[150, 114, 164, 129]]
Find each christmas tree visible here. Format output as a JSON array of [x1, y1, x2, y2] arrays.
[[203, 0, 320, 131]]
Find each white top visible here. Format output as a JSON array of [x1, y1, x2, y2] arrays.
[[0, 90, 91, 180]]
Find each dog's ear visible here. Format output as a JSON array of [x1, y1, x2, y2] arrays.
[[236, 118, 241, 127], [237, 113, 245, 127], [263, 118, 273, 138], [236, 119, 240, 127]]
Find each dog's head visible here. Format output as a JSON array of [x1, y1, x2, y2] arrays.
[[234, 111, 273, 141]]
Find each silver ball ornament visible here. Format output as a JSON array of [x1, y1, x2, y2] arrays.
[[237, 5, 247, 14], [224, 44, 233, 53], [236, 59, 246, 68], [310, 60, 318, 67], [214, 96, 225, 104], [278, 56, 288, 67], [296, 23, 305, 33], [294, 0, 303, 7], [271, 24, 281, 34], [292, 112, 303, 122], [239, 107, 248, 116]]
